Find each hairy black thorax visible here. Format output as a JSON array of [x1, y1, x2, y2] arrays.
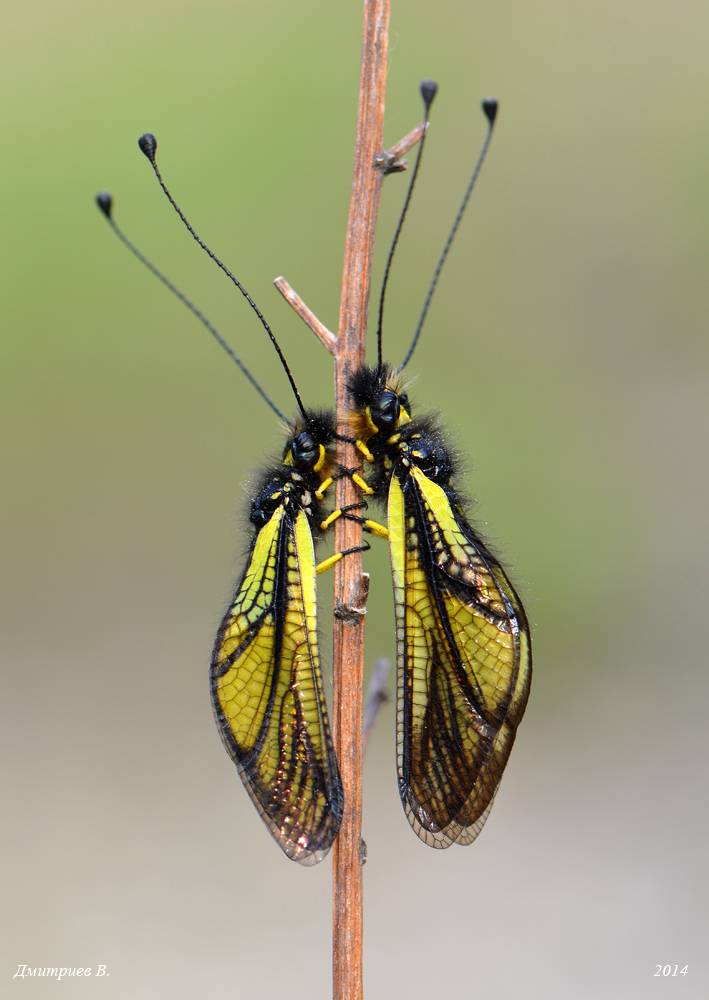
[[348, 364, 459, 496], [248, 409, 336, 530]]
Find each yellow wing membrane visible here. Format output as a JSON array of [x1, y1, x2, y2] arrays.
[[210, 506, 342, 865], [388, 466, 531, 848]]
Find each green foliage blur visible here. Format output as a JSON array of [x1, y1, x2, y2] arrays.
[[2, 1, 707, 997]]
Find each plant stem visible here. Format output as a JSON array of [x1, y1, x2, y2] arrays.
[[331, 2, 390, 997], [273, 5, 431, 993]]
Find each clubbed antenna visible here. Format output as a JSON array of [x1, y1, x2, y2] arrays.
[[95, 192, 286, 422], [137, 133, 309, 422], [375, 79, 438, 370], [398, 98, 499, 371]]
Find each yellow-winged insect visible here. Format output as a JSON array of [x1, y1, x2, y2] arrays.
[[349, 83, 532, 848], [96, 139, 363, 863]]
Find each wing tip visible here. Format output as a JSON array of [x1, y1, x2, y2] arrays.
[[401, 787, 497, 849]]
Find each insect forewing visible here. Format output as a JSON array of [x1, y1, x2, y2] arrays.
[[211, 507, 342, 864], [389, 466, 531, 847]]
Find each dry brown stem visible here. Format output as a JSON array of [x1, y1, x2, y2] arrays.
[[272, 4, 428, 996], [274, 115, 426, 357], [272, 276, 337, 354], [374, 120, 428, 173], [330, 3, 391, 997]]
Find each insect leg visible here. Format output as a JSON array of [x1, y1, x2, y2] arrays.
[[322, 460, 376, 498], [315, 458, 368, 500], [316, 540, 371, 575], [355, 439, 375, 463], [340, 510, 389, 540], [351, 472, 375, 496], [362, 519, 388, 539], [320, 501, 368, 532], [329, 465, 384, 532], [315, 476, 334, 501]]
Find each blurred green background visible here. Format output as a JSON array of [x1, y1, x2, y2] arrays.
[[2, 0, 707, 997]]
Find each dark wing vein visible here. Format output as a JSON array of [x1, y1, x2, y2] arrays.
[[389, 466, 531, 848], [210, 506, 342, 864]]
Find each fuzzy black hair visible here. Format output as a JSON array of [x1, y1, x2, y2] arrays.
[[401, 413, 461, 482], [299, 408, 337, 445], [348, 364, 396, 407]]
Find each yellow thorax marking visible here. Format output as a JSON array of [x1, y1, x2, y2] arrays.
[[313, 443, 326, 472], [364, 406, 379, 435]]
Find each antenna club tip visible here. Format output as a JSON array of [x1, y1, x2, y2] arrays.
[[138, 132, 158, 162], [419, 79, 438, 110], [95, 192, 113, 219], [482, 98, 499, 125]]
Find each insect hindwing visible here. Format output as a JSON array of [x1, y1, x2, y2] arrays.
[[210, 505, 342, 865], [389, 464, 531, 848]]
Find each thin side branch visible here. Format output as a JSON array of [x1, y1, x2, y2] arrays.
[[273, 276, 337, 354], [363, 658, 391, 744], [332, 2, 391, 998], [374, 120, 427, 174]]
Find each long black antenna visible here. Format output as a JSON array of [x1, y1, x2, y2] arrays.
[[398, 98, 499, 371], [136, 133, 309, 423], [95, 193, 287, 422], [375, 79, 437, 370]]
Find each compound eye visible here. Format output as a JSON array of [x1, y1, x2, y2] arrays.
[[291, 431, 318, 467], [373, 390, 400, 429]]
